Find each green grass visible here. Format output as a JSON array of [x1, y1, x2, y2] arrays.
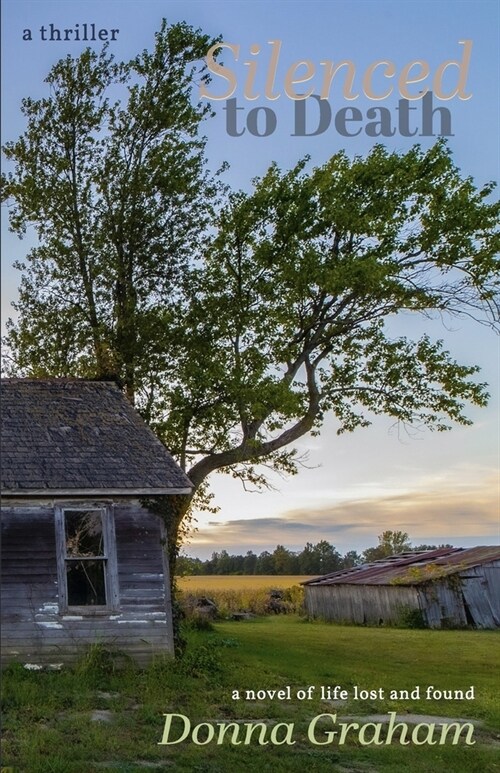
[[1, 616, 499, 772]]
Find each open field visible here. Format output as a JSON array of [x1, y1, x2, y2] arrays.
[[2, 616, 499, 772], [176, 574, 315, 591], [177, 574, 311, 616]]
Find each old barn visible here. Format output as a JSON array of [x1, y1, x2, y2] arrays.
[[303, 547, 500, 629], [1, 379, 192, 666]]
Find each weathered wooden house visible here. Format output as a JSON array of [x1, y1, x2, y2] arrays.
[[1, 379, 192, 666], [302, 547, 500, 629]]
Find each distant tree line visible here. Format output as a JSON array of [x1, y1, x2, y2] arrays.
[[176, 531, 453, 576]]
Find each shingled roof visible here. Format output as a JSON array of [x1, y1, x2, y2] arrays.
[[1, 379, 192, 494]]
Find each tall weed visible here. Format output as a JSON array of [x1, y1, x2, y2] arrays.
[[179, 584, 304, 619]]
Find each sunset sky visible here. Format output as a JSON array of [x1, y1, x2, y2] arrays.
[[2, 0, 498, 557]]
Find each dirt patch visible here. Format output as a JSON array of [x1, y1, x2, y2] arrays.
[[95, 763, 172, 770], [343, 713, 483, 725], [91, 710, 114, 723]]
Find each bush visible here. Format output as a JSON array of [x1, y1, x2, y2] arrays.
[[183, 615, 215, 632], [75, 642, 133, 684], [397, 607, 428, 629], [179, 641, 223, 681]]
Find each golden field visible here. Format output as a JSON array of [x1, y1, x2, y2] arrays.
[[176, 575, 312, 615], [176, 574, 315, 591]]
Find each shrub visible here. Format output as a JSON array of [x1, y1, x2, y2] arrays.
[[397, 607, 428, 629], [75, 642, 133, 684], [179, 641, 223, 682]]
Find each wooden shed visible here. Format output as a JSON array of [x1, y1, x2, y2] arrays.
[[1, 378, 192, 666], [303, 547, 500, 629]]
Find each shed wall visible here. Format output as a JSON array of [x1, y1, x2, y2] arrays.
[[304, 584, 419, 625], [1, 499, 174, 665], [459, 562, 500, 628], [416, 583, 466, 628]]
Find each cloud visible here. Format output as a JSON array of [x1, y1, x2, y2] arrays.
[[187, 476, 499, 557]]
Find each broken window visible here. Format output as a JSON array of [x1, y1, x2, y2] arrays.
[[64, 510, 106, 605], [55, 506, 119, 611]]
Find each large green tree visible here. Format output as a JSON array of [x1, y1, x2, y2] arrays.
[[157, 142, 498, 546], [2, 24, 499, 560], [2, 20, 221, 401]]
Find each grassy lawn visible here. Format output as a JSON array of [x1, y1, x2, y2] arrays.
[[1, 616, 499, 772]]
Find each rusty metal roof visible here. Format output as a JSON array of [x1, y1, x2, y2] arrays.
[[302, 547, 500, 587]]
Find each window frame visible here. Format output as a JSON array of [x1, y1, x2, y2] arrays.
[[55, 504, 120, 614]]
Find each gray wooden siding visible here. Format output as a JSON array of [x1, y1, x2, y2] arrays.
[[460, 562, 500, 628], [1, 500, 174, 666], [416, 583, 467, 628], [304, 584, 420, 625]]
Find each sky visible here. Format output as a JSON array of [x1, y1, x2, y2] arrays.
[[1, 0, 499, 559]]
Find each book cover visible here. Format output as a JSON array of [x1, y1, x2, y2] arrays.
[[1, 1, 498, 771]]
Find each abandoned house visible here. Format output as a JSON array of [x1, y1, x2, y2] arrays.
[[1, 378, 192, 665], [302, 547, 500, 629]]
